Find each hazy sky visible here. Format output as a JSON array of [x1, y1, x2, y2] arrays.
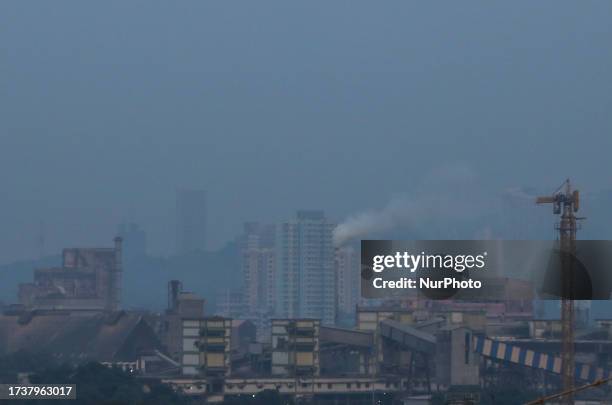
[[1, 1, 611, 263]]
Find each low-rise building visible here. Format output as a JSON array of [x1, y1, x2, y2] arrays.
[[161, 280, 205, 361], [181, 317, 232, 377], [271, 319, 320, 377]]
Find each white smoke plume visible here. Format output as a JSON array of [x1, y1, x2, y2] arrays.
[[333, 164, 490, 246], [333, 197, 422, 246], [502, 186, 537, 201]]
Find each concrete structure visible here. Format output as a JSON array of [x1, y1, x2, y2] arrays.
[[445, 310, 487, 334], [230, 320, 256, 356], [161, 280, 206, 361], [276, 211, 336, 325], [335, 246, 360, 321], [319, 326, 374, 376], [18, 238, 123, 312], [163, 303, 612, 403], [165, 376, 409, 402], [182, 317, 232, 377], [176, 188, 207, 254], [271, 319, 320, 377], [356, 307, 416, 374], [356, 307, 415, 332], [380, 319, 436, 355], [434, 326, 479, 388], [530, 319, 563, 339]]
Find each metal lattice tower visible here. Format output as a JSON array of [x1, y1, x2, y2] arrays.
[[536, 179, 580, 405]]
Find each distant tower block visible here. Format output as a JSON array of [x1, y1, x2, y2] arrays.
[[176, 189, 207, 255]]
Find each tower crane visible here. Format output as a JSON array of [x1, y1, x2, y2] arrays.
[[536, 179, 580, 405]]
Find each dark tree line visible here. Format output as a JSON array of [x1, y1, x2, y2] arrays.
[[0, 352, 189, 405]]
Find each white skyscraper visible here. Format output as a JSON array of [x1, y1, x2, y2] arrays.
[[276, 211, 336, 325]]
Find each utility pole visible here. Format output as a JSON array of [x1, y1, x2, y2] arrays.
[[536, 179, 580, 405]]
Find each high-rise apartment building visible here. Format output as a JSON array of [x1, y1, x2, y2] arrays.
[[176, 189, 207, 255], [276, 211, 336, 325], [241, 222, 276, 313], [239, 222, 276, 341], [335, 246, 360, 320]]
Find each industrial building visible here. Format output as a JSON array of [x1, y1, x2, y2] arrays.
[[6, 270, 612, 403], [160, 280, 206, 361], [181, 316, 233, 377], [0, 310, 164, 371], [18, 237, 123, 312], [271, 319, 320, 377], [168, 307, 480, 403], [5, 181, 612, 403], [160, 295, 612, 403]]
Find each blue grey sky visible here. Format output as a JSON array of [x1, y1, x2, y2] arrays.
[[1, 1, 611, 263]]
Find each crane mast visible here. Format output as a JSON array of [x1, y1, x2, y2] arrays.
[[536, 179, 580, 405]]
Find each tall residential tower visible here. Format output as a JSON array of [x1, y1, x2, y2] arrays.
[[276, 211, 336, 325]]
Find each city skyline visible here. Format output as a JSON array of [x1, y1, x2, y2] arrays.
[[2, 1, 612, 265], [1, 1, 612, 403]]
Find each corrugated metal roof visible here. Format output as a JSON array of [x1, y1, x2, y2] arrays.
[[0, 311, 160, 362], [379, 319, 436, 354], [320, 326, 373, 347]]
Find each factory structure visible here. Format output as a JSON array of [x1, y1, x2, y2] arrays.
[[165, 287, 612, 404], [17, 237, 123, 312], [3, 192, 612, 404]]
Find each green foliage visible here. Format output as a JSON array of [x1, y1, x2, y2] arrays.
[[0, 350, 59, 383]]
